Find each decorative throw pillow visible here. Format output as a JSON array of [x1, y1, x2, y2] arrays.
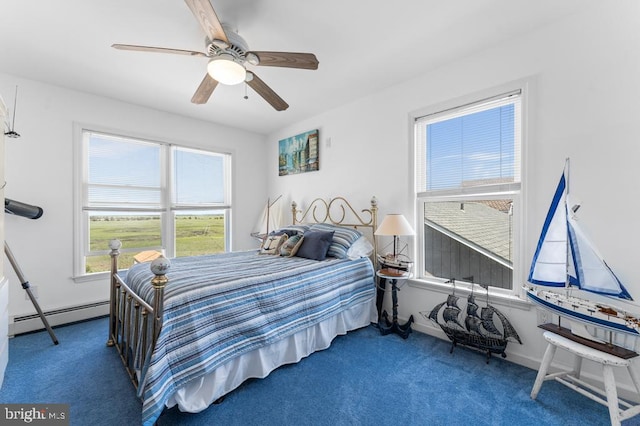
[[260, 234, 288, 255], [280, 234, 304, 257], [295, 230, 334, 261]]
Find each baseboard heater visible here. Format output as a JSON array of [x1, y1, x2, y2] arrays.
[[9, 301, 110, 337]]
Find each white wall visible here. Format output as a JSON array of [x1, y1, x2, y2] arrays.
[[0, 73, 267, 327], [266, 1, 640, 386]]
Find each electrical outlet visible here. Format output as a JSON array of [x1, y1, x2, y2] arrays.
[[537, 308, 549, 324], [25, 285, 38, 300]]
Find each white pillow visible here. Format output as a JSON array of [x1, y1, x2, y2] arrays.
[[346, 236, 374, 260]]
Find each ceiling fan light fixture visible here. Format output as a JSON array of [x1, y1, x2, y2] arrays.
[[207, 54, 246, 85]]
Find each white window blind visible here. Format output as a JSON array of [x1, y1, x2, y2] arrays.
[[173, 146, 226, 207], [416, 90, 521, 196], [87, 133, 162, 210]]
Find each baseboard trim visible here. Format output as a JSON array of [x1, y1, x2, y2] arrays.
[[9, 300, 109, 337]]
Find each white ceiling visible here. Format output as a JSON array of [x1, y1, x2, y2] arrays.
[[0, 0, 591, 135]]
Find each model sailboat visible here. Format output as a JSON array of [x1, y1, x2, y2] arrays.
[[423, 282, 522, 362], [525, 159, 640, 339], [251, 195, 283, 240]]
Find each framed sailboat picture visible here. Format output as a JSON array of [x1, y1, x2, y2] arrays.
[[278, 129, 319, 176]]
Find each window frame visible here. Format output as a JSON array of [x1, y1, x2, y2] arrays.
[[410, 81, 528, 301], [72, 124, 232, 280]]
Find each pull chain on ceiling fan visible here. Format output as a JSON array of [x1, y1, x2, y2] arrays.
[[112, 0, 319, 111]]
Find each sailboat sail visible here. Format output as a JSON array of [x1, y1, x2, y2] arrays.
[[568, 212, 632, 299], [443, 295, 463, 328], [528, 173, 573, 287], [528, 165, 631, 300], [252, 196, 283, 237]]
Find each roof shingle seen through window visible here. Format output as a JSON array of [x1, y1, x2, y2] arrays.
[[425, 200, 512, 263]]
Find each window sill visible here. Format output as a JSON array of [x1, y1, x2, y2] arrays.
[[407, 277, 532, 311], [72, 270, 127, 284]]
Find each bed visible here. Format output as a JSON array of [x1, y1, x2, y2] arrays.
[[106, 196, 379, 425]]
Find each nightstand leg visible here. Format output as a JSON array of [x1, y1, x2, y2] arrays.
[[376, 276, 387, 321], [377, 278, 413, 339]]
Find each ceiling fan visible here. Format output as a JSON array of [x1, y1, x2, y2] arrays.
[[112, 0, 318, 111]]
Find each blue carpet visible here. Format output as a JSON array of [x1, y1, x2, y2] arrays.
[[1, 317, 638, 425]]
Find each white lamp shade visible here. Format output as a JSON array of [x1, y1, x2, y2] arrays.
[[207, 55, 247, 85], [374, 214, 415, 236]]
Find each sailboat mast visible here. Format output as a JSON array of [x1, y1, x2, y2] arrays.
[[565, 157, 571, 292], [265, 198, 271, 236], [265, 195, 282, 236], [560, 158, 571, 329]]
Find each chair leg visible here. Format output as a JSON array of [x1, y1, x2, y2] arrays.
[[572, 353, 583, 379], [531, 343, 557, 400], [627, 364, 640, 395], [603, 365, 621, 426]]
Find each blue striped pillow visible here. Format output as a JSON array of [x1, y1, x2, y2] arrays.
[[309, 224, 362, 259]]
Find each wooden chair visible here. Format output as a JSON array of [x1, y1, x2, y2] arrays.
[[531, 330, 640, 426]]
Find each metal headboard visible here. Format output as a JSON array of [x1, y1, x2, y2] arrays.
[[291, 196, 378, 256]]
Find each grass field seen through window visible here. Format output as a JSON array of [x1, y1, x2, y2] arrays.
[[86, 215, 225, 273]]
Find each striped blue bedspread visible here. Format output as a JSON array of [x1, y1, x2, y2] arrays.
[[124, 250, 375, 425]]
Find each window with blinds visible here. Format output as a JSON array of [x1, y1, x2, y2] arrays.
[[87, 134, 162, 209], [76, 130, 231, 276], [414, 90, 522, 291]]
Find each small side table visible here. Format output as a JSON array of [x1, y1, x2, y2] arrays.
[[377, 269, 414, 339]]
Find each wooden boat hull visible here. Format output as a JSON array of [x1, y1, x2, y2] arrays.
[[525, 287, 640, 337]]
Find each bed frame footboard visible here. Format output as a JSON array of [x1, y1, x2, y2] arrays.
[[106, 239, 169, 389]]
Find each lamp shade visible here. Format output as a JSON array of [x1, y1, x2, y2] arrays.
[[207, 55, 246, 85], [374, 214, 415, 236]]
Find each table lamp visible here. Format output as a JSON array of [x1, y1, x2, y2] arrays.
[[374, 214, 415, 260]]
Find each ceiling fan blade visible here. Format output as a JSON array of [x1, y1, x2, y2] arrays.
[[246, 72, 288, 111], [112, 44, 206, 57], [184, 0, 229, 43], [249, 51, 319, 70], [191, 73, 219, 104]]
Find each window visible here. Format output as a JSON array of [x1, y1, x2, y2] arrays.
[[414, 89, 522, 292], [75, 130, 231, 276]]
